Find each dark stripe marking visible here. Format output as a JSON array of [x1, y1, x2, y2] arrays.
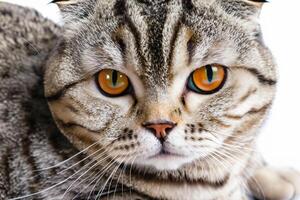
[[248, 0, 268, 2], [229, 88, 258, 110], [225, 103, 271, 120], [56, 119, 105, 134], [121, 165, 230, 188], [239, 88, 257, 103], [21, 135, 40, 196], [167, 19, 182, 68], [248, 68, 276, 85], [209, 117, 231, 128], [182, 0, 195, 11], [46, 81, 79, 101], [145, 1, 170, 85], [114, 0, 147, 71], [187, 36, 198, 65], [1, 151, 10, 195], [234, 66, 277, 85]]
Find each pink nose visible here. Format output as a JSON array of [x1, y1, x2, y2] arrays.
[[143, 121, 176, 141]]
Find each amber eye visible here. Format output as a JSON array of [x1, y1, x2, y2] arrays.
[[187, 64, 227, 94], [97, 69, 131, 97]]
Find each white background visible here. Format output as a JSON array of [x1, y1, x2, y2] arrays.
[[1, 0, 299, 170]]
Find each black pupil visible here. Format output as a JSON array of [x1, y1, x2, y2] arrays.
[[112, 70, 118, 86], [206, 65, 213, 83]]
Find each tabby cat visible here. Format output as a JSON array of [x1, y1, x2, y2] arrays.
[[0, 0, 299, 200]]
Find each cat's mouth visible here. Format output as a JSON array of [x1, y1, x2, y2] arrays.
[[149, 149, 184, 159], [133, 147, 195, 171]]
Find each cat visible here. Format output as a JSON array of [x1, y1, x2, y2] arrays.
[[0, 0, 299, 200]]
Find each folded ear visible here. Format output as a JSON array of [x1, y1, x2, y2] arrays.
[[50, 0, 95, 35], [220, 0, 268, 20], [244, 0, 268, 8], [50, 0, 79, 9]]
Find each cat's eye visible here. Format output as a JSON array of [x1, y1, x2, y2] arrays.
[[187, 64, 227, 94], [97, 69, 131, 97]]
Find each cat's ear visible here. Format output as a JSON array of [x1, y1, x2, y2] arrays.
[[243, 0, 268, 9], [242, 0, 268, 16], [221, 0, 268, 20], [241, 0, 268, 19], [50, 0, 79, 9]]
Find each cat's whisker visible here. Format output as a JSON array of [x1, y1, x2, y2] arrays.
[[129, 155, 138, 199], [106, 158, 128, 199], [190, 137, 258, 157], [214, 148, 246, 168], [207, 135, 255, 153], [211, 151, 252, 193], [210, 151, 231, 170], [86, 155, 122, 199], [60, 160, 103, 199], [10, 151, 102, 200], [222, 142, 259, 153], [59, 145, 109, 174], [95, 157, 125, 199], [83, 161, 115, 200], [207, 130, 259, 153], [221, 144, 257, 160], [121, 160, 128, 198], [215, 147, 266, 179], [213, 148, 268, 198], [113, 159, 128, 200], [211, 152, 247, 193], [71, 155, 119, 200], [204, 127, 255, 141], [209, 153, 227, 176], [195, 152, 208, 176], [71, 158, 116, 200], [201, 126, 244, 137], [35, 140, 103, 172], [61, 151, 115, 199], [70, 169, 99, 200], [97, 155, 136, 200], [106, 160, 123, 200], [20, 145, 110, 196], [212, 151, 250, 178], [213, 151, 252, 195]]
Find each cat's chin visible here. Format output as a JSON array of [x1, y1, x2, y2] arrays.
[[135, 152, 195, 171]]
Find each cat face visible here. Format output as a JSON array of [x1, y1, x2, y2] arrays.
[[45, 0, 276, 172]]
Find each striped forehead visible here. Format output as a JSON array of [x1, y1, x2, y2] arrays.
[[110, 0, 190, 89], [88, 0, 259, 87]]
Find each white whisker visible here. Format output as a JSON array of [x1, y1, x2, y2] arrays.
[[60, 149, 114, 199], [95, 157, 125, 199], [86, 155, 121, 199], [36, 140, 102, 172]]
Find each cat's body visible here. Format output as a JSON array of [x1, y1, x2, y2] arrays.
[[0, 1, 299, 200]]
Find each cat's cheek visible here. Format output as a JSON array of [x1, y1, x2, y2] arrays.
[[112, 129, 162, 162], [166, 128, 222, 158], [184, 92, 211, 111]]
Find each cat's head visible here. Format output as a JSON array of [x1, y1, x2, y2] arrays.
[[45, 0, 276, 174]]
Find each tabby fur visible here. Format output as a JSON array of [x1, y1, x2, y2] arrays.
[[0, 1, 299, 200]]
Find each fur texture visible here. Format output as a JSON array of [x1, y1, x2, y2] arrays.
[[0, 1, 299, 200]]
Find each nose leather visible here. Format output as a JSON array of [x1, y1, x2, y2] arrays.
[[143, 121, 176, 141]]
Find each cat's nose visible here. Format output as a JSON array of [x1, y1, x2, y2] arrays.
[[143, 121, 176, 142]]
